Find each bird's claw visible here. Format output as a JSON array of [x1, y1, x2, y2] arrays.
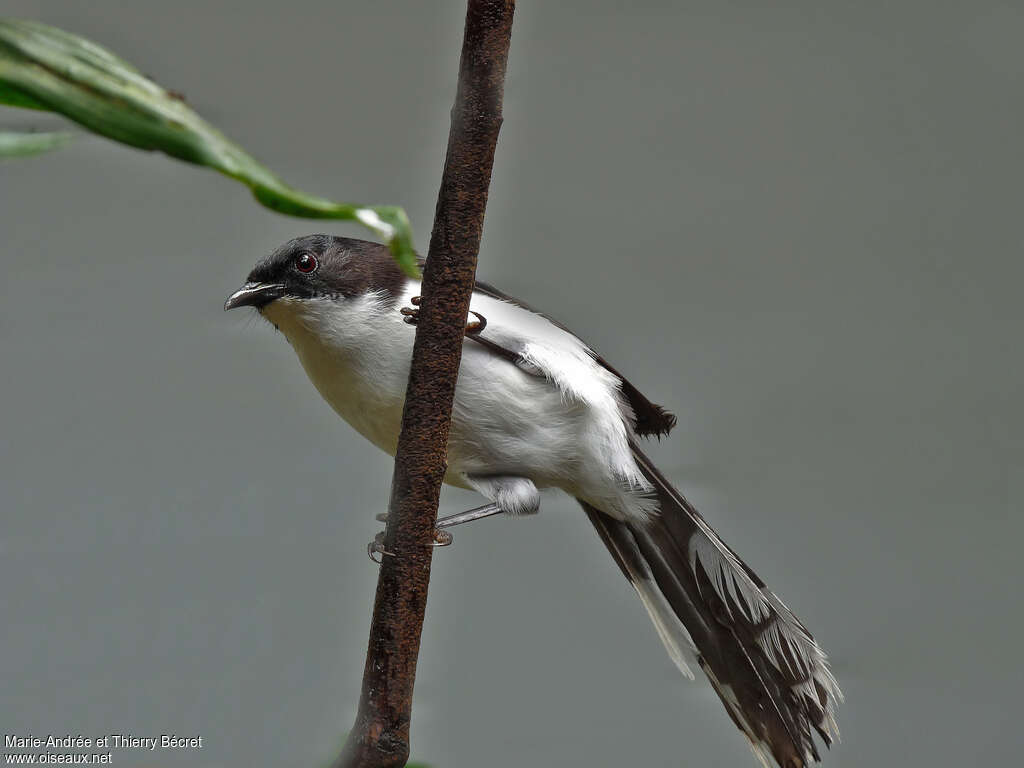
[[367, 531, 394, 564], [465, 311, 487, 336], [400, 295, 422, 325], [400, 297, 486, 337], [367, 521, 453, 564], [432, 529, 454, 547]]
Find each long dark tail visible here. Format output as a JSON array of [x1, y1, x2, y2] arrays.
[[581, 443, 841, 768]]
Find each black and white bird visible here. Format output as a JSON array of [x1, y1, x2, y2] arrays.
[[225, 235, 841, 767]]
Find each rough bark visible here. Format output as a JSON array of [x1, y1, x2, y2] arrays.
[[336, 2, 515, 767]]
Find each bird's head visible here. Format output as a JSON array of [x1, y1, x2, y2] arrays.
[[224, 234, 407, 318]]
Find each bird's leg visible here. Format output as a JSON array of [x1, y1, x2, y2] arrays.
[[400, 296, 487, 336], [374, 503, 504, 530], [436, 503, 505, 528], [367, 476, 535, 562], [367, 504, 503, 562]]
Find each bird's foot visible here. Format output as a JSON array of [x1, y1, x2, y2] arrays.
[[399, 295, 422, 325], [400, 296, 486, 336], [366, 518, 455, 564]]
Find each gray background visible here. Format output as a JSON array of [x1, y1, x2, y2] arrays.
[[2, 2, 1022, 766]]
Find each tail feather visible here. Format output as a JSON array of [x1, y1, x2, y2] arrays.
[[580, 444, 841, 768], [585, 498, 698, 681]]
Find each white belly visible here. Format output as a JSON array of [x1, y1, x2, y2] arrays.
[[261, 288, 653, 519], [293, 331, 578, 489]]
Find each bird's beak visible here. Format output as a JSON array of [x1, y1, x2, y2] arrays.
[[224, 282, 286, 311]]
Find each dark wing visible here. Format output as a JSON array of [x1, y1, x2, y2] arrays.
[[473, 279, 677, 438]]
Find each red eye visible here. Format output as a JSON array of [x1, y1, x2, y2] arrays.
[[294, 252, 318, 273]]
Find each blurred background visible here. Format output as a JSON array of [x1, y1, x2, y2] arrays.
[[2, 2, 1022, 766]]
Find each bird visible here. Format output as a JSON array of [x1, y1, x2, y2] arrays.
[[225, 234, 841, 767]]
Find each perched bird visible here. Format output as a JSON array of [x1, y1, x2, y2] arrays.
[[226, 234, 841, 767]]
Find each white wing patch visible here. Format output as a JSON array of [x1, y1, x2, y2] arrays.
[[466, 291, 656, 513], [468, 293, 621, 403]]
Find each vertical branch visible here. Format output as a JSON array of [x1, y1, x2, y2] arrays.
[[336, 2, 516, 768]]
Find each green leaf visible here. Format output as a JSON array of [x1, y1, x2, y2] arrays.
[[0, 18, 419, 276], [0, 80, 48, 109], [0, 129, 71, 157]]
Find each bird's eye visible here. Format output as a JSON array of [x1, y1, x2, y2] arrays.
[[294, 253, 318, 274]]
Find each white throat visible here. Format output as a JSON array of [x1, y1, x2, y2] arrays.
[[261, 291, 414, 455]]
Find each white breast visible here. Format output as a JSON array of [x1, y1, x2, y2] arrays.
[[262, 293, 412, 457]]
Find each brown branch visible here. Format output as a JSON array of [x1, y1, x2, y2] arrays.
[[335, 3, 516, 767]]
